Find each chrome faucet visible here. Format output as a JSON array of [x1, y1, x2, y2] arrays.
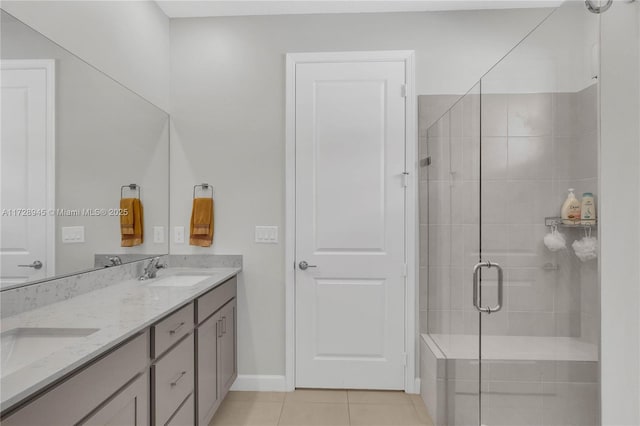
[[106, 256, 122, 267], [139, 257, 167, 280]]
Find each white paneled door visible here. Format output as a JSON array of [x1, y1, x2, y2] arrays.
[[294, 58, 407, 389], [0, 61, 55, 286]]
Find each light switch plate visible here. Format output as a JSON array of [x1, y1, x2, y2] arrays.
[[153, 226, 164, 244], [62, 226, 85, 243], [174, 226, 185, 244], [255, 226, 278, 244]]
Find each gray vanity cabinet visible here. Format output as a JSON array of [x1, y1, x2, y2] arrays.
[[2, 332, 149, 426], [218, 299, 237, 395], [152, 334, 195, 426], [196, 313, 220, 425], [1, 274, 238, 426], [82, 372, 149, 426], [150, 302, 195, 426], [166, 394, 194, 425], [196, 276, 237, 426]]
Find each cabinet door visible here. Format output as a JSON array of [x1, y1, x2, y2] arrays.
[[197, 314, 219, 425], [218, 299, 237, 396], [81, 372, 149, 426]]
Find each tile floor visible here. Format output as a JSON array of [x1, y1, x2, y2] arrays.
[[210, 389, 435, 426]]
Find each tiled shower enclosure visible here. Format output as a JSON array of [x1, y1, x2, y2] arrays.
[[418, 3, 601, 425]]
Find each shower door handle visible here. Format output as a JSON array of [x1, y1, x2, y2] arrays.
[[472, 261, 503, 314]]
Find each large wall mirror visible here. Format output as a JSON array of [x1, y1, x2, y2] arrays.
[[0, 10, 170, 289]]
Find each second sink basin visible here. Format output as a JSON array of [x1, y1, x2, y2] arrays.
[[147, 274, 213, 287], [1, 327, 99, 377]]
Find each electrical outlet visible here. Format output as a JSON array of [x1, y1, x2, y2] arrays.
[[174, 226, 185, 244], [255, 226, 278, 244], [62, 226, 85, 243], [153, 226, 164, 244]]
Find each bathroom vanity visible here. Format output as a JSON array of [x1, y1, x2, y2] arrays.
[[0, 14, 237, 424], [0, 267, 239, 425]]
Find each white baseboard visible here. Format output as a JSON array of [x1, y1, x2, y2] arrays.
[[230, 375, 288, 392], [403, 377, 421, 394], [413, 377, 421, 394], [230, 374, 420, 394]]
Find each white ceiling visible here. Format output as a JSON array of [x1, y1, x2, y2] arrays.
[[156, 0, 563, 19]]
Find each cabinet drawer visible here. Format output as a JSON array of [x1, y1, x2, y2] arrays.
[[153, 303, 194, 358], [80, 372, 149, 426], [166, 393, 194, 426], [152, 334, 194, 426], [3, 332, 148, 426], [197, 276, 236, 324]]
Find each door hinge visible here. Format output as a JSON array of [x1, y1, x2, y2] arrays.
[[401, 84, 407, 98], [402, 172, 410, 188], [402, 263, 408, 277], [402, 352, 408, 366]]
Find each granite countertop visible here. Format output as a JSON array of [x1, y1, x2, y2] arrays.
[[0, 267, 240, 413]]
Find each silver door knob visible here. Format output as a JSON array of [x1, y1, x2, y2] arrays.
[[298, 261, 317, 270], [18, 260, 43, 270]]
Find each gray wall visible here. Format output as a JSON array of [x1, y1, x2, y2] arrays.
[[169, 9, 551, 377], [0, 1, 171, 111]]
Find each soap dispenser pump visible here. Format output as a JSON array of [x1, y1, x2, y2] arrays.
[[561, 188, 581, 224]]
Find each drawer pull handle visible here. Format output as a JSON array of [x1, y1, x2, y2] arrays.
[[170, 371, 187, 387], [218, 319, 223, 338], [222, 316, 227, 334], [169, 322, 185, 335]]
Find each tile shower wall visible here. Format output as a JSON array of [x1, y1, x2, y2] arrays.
[[419, 84, 599, 340]]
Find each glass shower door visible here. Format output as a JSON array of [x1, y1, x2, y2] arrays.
[[424, 83, 481, 425], [477, 2, 600, 425]]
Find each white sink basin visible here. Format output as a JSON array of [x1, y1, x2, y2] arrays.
[[1, 327, 99, 377], [147, 274, 213, 287]]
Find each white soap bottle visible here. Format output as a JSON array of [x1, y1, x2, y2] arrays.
[[581, 192, 596, 224], [561, 188, 581, 224]]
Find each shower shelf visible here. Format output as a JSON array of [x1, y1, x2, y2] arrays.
[[545, 216, 597, 228]]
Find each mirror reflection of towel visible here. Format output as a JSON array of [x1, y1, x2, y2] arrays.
[[190, 197, 214, 247], [121, 198, 144, 247]]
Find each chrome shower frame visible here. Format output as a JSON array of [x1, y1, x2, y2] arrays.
[[586, 0, 613, 14], [586, 0, 636, 14]]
